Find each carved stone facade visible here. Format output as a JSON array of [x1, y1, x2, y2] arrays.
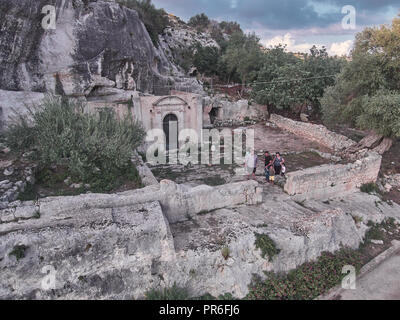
[[132, 91, 203, 149], [86, 91, 204, 150]]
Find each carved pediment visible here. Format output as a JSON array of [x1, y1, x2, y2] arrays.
[[153, 96, 188, 107]]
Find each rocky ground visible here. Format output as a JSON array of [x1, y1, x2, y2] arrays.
[[149, 124, 336, 187], [169, 175, 400, 297]]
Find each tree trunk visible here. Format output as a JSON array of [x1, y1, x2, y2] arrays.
[[344, 132, 393, 155], [373, 138, 393, 154]]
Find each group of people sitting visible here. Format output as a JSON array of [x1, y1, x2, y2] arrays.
[[244, 150, 286, 182]]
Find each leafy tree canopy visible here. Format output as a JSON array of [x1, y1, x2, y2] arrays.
[[321, 15, 400, 137], [252, 45, 344, 114]]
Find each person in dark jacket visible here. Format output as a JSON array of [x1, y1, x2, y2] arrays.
[[273, 152, 285, 176]]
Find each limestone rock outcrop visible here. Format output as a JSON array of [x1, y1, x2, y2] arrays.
[[2, 178, 399, 299], [0, 0, 204, 128]]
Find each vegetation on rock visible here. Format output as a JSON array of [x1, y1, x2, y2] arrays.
[[5, 95, 145, 193], [254, 233, 281, 260], [145, 283, 190, 300], [247, 248, 363, 300]]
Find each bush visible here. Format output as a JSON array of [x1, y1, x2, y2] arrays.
[[5, 112, 36, 152], [254, 233, 281, 260], [221, 246, 230, 260], [360, 183, 380, 194], [145, 283, 190, 300], [247, 248, 363, 300], [6, 95, 146, 191], [188, 13, 210, 31], [9, 245, 28, 261]]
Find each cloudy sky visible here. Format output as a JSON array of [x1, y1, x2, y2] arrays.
[[152, 0, 399, 56]]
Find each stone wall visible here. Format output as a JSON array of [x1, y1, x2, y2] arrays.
[[206, 95, 268, 127], [284, 152, 382, 200], [0, 180, 261, 227], [269, 114, 356, 152]]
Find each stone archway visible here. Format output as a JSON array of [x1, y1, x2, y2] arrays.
[[163, 113, 178, 151]]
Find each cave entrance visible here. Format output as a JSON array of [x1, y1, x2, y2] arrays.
[[209, 107, 220, 124]]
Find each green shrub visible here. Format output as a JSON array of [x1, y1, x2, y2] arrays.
[[247, 248, 363, 300], [5, 112, 35, 152], [9, 245, 28, 261], [6, 95, 145, 191], [221, 246, 230, 260], [188, 13, 210, 31], [255, 233, 281, 260], [360, 183, 380, 194], [145, 283, 190, 300], [363, 218, 396, 245]]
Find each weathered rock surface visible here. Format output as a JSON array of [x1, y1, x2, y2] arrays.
[[1, 178, 399, 299], [0, 90, 45, 131], [0, 200, 176, 299], [284, 152, 382, 200], [0, 0, 204, 127]]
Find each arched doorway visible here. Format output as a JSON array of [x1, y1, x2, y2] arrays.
[[163, 113, 178, 151]]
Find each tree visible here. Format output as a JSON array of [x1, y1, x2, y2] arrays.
[[357, 90, 400, 138], [193, 45, 220, 76], [188, 13, 210, 31], [221, 32, 263, 84], [252, 45, 344, 114], [219, 21, 242, 35], [321, 14, 400, 137]]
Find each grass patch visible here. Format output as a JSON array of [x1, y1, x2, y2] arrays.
[[247, 248, 363, 300], [9, 245, 28, 261], [254, 233, 281, 260], [193, 292, 237, 300], [352, 215, 363, 225], [221, 246, 230, 260], [360, 183, 380, 194], [362, 218, 397, 246], [145, 283, 190, 300], [151, 167, 181, 181]]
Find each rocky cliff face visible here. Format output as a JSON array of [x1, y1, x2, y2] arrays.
[[0, 0, 203, 98]]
